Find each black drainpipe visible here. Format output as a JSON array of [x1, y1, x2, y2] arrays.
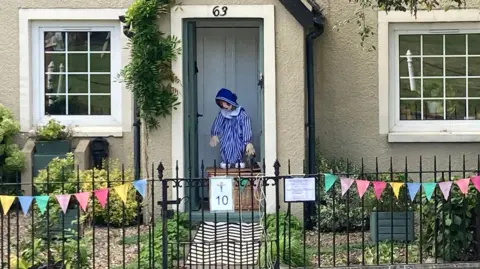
[[305, 10, 325, 230], [119, 15, 141, 181]]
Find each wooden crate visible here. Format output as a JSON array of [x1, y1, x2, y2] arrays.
[[206, 167, 262, 211]]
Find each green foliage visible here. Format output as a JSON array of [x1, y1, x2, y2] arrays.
[[35, 119, 73, 141], [259, 213, 312, 267], [10, 228, 91, 269], [364, 173, 413, 213], [120, 0, 181, 129], [363, 241, 419, 264], [34, 154, 138, 227], [0, 104, 25, 175], [120, 213, 189, 269], [418, 177, 478, 261], [316, 154, 373, 232]]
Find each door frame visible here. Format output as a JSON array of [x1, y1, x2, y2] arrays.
[[171, 5, 277, 213]]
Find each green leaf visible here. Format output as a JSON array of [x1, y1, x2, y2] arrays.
[[445, 218, 452, 226], [454, 215, 462, 226]]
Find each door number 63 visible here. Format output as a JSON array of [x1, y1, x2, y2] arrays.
[[212, 6, 228, 17]]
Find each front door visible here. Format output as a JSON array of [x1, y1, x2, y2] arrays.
[[196, 27, 261, 169], [196, 26, 261, 202]]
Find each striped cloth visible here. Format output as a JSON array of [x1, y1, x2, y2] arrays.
[[211, 107, 253, 164]]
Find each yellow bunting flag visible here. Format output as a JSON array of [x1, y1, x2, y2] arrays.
[[0, 196, 16, 216], [113, 183, 131, 205], [389, 182, 404, 199]]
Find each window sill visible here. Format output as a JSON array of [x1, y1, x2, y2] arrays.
[[388, 132, 480, 143], [30, 126, 124, 138]]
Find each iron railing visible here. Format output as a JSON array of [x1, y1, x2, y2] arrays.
[[0, 156, 480, 268]]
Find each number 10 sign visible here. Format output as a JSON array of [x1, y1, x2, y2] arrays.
[[209, 176, 234, 213]]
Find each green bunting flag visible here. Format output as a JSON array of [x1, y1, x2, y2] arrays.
[[423, 183, 437, 201], [324, 174, 337, 192], [34, 196, 50, 215]]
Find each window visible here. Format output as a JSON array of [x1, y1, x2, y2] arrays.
[[378, 10, 480, 142], [397, 31, 480, 121]]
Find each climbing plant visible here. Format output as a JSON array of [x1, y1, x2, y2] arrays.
[[333, 0, 468, 49], [120, 0, 181, 129]]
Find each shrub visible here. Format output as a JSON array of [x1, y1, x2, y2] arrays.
[[80, 159, 139, 227], [0, 104, 25, 192], [33, 119, 73, 141]]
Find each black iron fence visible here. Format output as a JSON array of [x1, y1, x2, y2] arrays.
[[1, 156, 480, 268]]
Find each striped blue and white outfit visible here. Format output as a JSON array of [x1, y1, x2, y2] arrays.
[[211, 106, 253, 165]]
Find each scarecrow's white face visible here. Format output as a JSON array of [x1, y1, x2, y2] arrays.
[[219, 100, 233, 111]]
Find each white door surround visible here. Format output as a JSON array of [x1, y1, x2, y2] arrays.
[[170, 5, 277, 213]]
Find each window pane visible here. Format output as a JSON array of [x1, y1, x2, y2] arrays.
[[90, 32, 110, 51], [45, 74, 65, 94], [68, 54, 88, 72], [68, 75, 88, 93], [446, 100, 466, 120], [423, 35, 443, 55], [468, 100, 480, 119], [91, 96, 111, 115], [399, 35, 421, 56], [445, 34, 466, 55], [44, 32, 65, 51], [67, 32, 88, 51], [400, 79, 420, 97], [399, 57, 420, 77], [44, 54, 65, 72], [91, 75, 111, 93], [45, 95, 66, 115], [400, 100, 421, 120], [445, 78, 466, 97], [468, 57, 480, 76], [68, 96, 89, 115], [424, 100, 443, 120], [423, 57, 443, 76], [90, 53, 110, 72], [423, 79, 443, 97], [445, 57, 466, 76], [469, 79, 480, 97], [469, 34, 480, 55]]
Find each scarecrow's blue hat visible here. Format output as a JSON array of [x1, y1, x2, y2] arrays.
[[215, 88, 238, 107]]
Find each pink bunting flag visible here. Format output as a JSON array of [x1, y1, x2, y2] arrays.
[[456, 178, 470, 195], [373, 181, 387, 200], [55, 194, 71, 214], [471, 176, 480, 192], [94, 188, 109, 209], [340, 177, 354, 197], [74, 192, 90, 212], [438, 181, 453, 200], [356, 180, 370, 198]]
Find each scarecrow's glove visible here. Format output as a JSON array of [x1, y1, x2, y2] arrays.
[[245, 143, 256, 156], [209, 136, 219, 147]]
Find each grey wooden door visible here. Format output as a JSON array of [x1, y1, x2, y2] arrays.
[[196, 27, 261, 174]]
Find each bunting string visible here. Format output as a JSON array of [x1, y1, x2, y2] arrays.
[[0, 179, 148, 216]]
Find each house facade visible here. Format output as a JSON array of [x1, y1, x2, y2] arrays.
[[3, 0, 480, 215]]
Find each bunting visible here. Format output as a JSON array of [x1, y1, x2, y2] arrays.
[[55, 194, 71, 214], [94, 188, 109, 209], [407, 183, 421, 201], [423, 183, 436, 201], [390, 182, 404, 199], [456, 178, 470, 195], [18, 196, 33, 216], [439, 181, 453, 200], [0, 196, 15, 216], [324, 174, 336, 192], [35, 196, 49, 215], [373, 181, 387, 200], [113, 183, 131, 205], [74, 192, 90, 212], [356, 180, 370, 198], [472, 176, 480, 192], [340, 177, 354, 197]]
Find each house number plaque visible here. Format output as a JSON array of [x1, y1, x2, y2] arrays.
[[212, 6, 228, 17]]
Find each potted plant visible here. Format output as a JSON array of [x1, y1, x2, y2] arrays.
[[366, 173, 415, 243], [33, 119, 73, 155]]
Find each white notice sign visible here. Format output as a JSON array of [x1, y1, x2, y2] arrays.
[[284, 177, 316, 202], [209, 176, 235, 212]]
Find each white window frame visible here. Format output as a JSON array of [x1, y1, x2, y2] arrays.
[[378, 9, 480, 142], [19, 9, 131, 137]]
